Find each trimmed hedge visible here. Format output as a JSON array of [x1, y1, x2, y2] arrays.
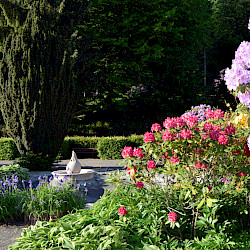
[[0, 138, 20, 160], [0, 135, 143, 160]]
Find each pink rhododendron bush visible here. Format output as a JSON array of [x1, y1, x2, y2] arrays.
[[118, 107, 249, 240]]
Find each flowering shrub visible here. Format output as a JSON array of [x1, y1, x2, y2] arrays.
[[182, 104, 212, 122], [120, 106, 249, 239]]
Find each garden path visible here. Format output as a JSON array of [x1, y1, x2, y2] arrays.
[[0, 159, 124, 250]]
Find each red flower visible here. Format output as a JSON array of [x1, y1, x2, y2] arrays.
[[147, 161, 156, 169], [168, 211, 178, 223], [118, 206, 127, 216], [121, 146, 133, 158], [151, 123, 162, 132], [238, 172, 247, 177], [218, 134, 229, 145], [208, 186, 212, 191], [143, 132, 155, 143], [133, 147, 143, 159], [136, 182, 144, 188], [170, 157, 180, 164], [244, 145, 250, 158]]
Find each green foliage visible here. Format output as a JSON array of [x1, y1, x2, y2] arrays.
[[0, 173, 86, 223], [79, 0, 212, 123], [0, 137, 20, 159], [0, 163, 28, 180], [97, 137, 127, 160], [16, 152, 55, 171], [97, 135, 143, 159], [8, 184, 249, 249], [0, 0, 92, 160]]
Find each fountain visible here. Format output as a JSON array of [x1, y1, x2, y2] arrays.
[[51, 151, 95, 185]]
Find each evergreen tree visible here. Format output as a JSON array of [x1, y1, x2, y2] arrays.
[[0, 0, 91, 163]]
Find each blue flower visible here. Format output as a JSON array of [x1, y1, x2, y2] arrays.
[[40, 201, 45, 205]]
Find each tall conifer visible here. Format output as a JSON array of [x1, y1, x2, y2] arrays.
[[0, 0, 90, 162]]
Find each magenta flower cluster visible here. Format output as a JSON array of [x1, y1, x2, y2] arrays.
[[168, 211, 178, 223], [224, 19, 250, 108]]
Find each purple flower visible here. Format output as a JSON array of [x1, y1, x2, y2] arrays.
[[40, 201, 45, 205], [28, 180, 32, 188], [55, 200, 59, 204]]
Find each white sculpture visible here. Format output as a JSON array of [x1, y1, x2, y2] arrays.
[[66, 151, 81, 174]]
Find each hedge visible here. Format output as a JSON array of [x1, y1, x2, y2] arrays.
[[0, 135, 143, 160], [0, 138, 20, 160]]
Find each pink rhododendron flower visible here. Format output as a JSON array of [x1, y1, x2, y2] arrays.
[[170, 157, 180, 164], [214, 109, 224, 119], [163, 117, 176, 129], [122, 146, 133, 158], [162, 130, 175, 141], [195, 161, 207, 170], [143, 132, 155, 143], [136, 181, 144, 188], [168, 211, 178, 223], [224, 125, 236, 135], [163, 152, 169, 159], [238, 172, 247, 177], [203, 122, 213, 132], [179, 128, 192, 139], [183, 115, 198, 129], [202, 133, 210, 141], [151, 123, 162, 132], [218, 134, 229, 145], [118, 206, 127, 216], [147, 161, 156, 169], [210, 130, 220, 140], [173, 117, 185, 129], [205, 109, 215, 119], [213, 124, 221, 131], [133, 147, 143, 159]]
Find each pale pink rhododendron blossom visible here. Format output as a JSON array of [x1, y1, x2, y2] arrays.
[[170, 157, 180, 164], [238, 172, 247, 177], [247, 135, 250, 149], [224, 19, 250, 108], [147, 161, 156, 169], [162, 130, 175, 141], [179, 128, 192, 139], [136, 181, 144, 188], [143, 132, 155, 143], [151, 123, 162, 132], [118, 206, 127, 216], [121, 146, 133, 158], [195, 161, 207, 170], [168, 211, 178, 223], [133, 147, 143, 159], [218, 133, 229, 145]]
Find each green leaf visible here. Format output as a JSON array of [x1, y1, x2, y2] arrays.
[[197, 198, 205, 209], [62, 239, 75, 249], [184, 190, 191, 200], [143, 245, 160, 250]]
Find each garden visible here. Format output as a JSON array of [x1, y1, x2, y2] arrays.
[[0, 0, 249, 249]]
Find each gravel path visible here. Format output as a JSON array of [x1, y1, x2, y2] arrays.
[[0, 159, 124, 250]]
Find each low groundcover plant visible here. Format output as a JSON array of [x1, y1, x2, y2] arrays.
[[0, 171, 86, 223]]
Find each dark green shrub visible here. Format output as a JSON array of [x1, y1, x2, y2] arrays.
[[0, 138, 20, 160], [97, 137, 127, 159], [16, 152, 55, 171], [127, 134, 143, 147]]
